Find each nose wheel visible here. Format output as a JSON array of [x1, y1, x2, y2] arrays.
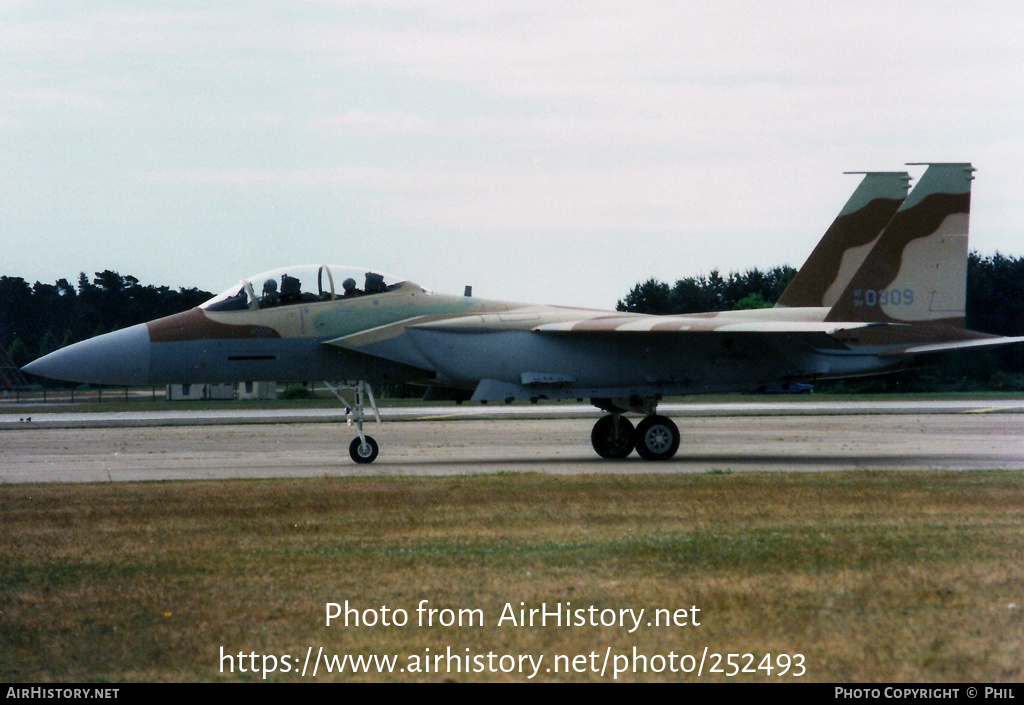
[[349, 436, 379, 464]]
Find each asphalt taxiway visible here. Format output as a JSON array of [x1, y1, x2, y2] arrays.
[[2, 400, 1023, 482], [4, 397, 1024, 427]]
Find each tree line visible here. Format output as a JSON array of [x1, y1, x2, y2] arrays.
[[1, 271, 211, 368], [616, 265, 797, 314]]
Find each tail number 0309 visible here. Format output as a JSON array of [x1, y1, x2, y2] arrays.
[[854, 289, 914, 307]]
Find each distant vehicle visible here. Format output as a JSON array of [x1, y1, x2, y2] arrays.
[[755, 383, 814, 395]]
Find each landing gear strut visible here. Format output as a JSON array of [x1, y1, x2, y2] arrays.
[[325, 380, 381, 464]]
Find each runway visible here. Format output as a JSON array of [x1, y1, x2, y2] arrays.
[[4, 397, 1024, 428], [2, 400, 1023, 482]]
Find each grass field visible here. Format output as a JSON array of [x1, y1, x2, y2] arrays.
[[2, 471, 1022, 682]]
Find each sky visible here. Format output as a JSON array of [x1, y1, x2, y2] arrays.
[[2, 1, 1023, 310]]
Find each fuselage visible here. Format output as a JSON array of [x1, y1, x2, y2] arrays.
[[23, 264, 923, 399]]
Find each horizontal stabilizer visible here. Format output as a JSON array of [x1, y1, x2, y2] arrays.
[[533, 318, 884, 335], [879, 335, 1024, 357]]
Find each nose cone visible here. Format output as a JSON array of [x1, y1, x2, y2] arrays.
[[23, 323, 152, 385]]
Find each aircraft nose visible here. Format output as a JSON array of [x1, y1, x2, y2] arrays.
[[22, 323, 152, 386]]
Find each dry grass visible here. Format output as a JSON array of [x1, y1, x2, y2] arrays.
[[2, 471, 1022, 682]]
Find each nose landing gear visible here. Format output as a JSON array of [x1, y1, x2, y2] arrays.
[[325, 380, 381, 464]]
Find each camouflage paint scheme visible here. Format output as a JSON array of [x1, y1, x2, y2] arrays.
[[776, 171, 911, 308], [24, 163, 1024, 461]]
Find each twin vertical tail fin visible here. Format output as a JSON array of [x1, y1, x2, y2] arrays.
[[775, 171, 911, 308], [825, 163, 974, 327]]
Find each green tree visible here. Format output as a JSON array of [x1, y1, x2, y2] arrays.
[[3, 270, 212, 368], [7, 338, 29, 368], [617, 265, 796, 314], [616, 278, 671, 314], [733, 292, 771, 310]]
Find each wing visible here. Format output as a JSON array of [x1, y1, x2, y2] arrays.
[[324, 309, 887, 401], [324, 307, 1024, 403]]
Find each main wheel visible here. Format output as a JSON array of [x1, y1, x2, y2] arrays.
[[349, 436, 379, 464], [635, 415, 680, 460], [591, 415, 636, 459]]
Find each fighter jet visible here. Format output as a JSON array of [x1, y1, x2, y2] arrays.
[[24, 163, 1023, 463]]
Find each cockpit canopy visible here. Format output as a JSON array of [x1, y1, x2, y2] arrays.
[[201, 265, 417, 312]]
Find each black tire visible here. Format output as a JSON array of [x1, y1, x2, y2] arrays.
[[349, 436, 379, 464], [591, 415, 635, 459], [635, 415, 680, 461]]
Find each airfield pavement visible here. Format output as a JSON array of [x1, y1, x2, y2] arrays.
[[2, 400, 1024, 482]]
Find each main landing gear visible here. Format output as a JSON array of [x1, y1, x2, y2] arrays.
[[633, 415, 681, 460], [325, 380, 381, 463], [590, 397, 680, 461], [591, 413, 680, 460]]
